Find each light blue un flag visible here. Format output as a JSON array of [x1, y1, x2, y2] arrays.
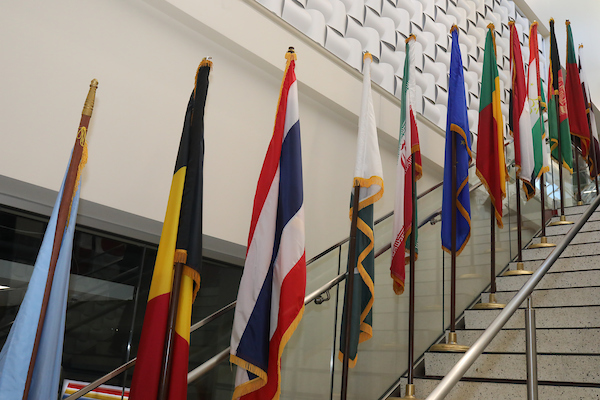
[[0, 154, 82, 400]]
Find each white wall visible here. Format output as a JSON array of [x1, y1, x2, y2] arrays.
[[0, 0, 443, 259]]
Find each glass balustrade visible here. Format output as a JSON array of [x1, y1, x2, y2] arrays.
[[0, 146, 589, 400]]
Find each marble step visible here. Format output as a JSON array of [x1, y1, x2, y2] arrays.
[[481, 286, 600, 308], [495, 270, 600, 292], [464, 306, 600, 330], [548, 209, 600, 225], [424, 352, 600, 383], [522, 242, 600, 262], [530, 230, 600, 246], [504, 254, 600, 273], [396, 377, 600, 400], [543, 219, 600, 237], [456, 328, 600, 353]]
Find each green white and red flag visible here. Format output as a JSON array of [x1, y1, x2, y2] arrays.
[[524, 22, 551, 199], [391, 34, 422, 295]]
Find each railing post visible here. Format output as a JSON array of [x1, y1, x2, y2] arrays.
[[525, 296, 538, 400]]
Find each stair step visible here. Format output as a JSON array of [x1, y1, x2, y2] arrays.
[[482, 286, 600, 308], [522, 242, 600, 261], [549, 210, 600, 224], [496, 270, 600, 291], [398, 377, 600, 399], [464, 306, 600, 329], [424, 352, 600, 383], [457, 328, 600, 353], [530, 231, 600, 246], [544, 220, 600, 237], [505, 254, 600, 273]]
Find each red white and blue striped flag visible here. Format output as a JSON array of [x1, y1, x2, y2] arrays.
[[230, 48, 306, 400]]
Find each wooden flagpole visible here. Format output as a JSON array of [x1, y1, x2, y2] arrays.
[[22, 79, 97, 400]]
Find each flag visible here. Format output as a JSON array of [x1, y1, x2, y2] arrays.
[[230, 48, 306, 400], [525, 22, 551, 199], [390, 35, 422, 295], [565, 21, 590, 159], [508, 21, 535, 197], [476, 24, 507, 228], [129, 59, 211, 400], [442, 26, 472, 255], [0, 83, 91, 399], [579, 44, 600, 177], [548, 18, 573, 172], [339, 52, 384, 367]]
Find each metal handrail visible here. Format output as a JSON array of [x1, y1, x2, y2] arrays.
[[64, 271, 348, 400], [425, 193, 600, 399]]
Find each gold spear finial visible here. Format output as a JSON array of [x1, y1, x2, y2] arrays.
[[82, 79, 98, 117]]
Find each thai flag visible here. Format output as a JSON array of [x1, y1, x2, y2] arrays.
[[230, 49, 306, 400]]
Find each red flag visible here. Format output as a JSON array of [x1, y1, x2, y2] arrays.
[[565, 20, 590, 158]]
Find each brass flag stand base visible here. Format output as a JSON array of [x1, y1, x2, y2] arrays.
[[528, 236, 557, 249], [473, 293, 506, 309], [548, 215, 574, 226], [578, 201, 584, 206], [503, 262, 534, 276], [429, 332, 469, 352], [389, 384, 422, 400]]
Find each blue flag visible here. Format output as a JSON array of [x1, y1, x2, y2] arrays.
[[442, 26, 472, 255], [0, 153, 83, 399]]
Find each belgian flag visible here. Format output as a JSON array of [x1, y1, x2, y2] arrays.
[[130, 59, 211, 400]]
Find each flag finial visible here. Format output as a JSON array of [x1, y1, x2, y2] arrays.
[[200, 57, 213, 69], [82, 79, 98, 117], [286, 47, 297, 62], [363, 52, 373, 62]]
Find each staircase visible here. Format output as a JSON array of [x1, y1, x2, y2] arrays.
[[397, 204, 600, 399]]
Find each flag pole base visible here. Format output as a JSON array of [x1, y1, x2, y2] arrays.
[[548, 215, 574, 226], [503, 262, 534, 276], [473, 293, 506, 309], [429, 332, 469, 352], [578, 201, 584, 205], [528, 236, 557, 248], [389, 384, 422, 400]]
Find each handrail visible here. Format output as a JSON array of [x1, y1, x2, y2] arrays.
[[64, 174, 488, 400], [425, 193, 600, 399], [64, 271, 349, 400]]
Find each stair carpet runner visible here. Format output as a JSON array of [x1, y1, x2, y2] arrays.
[[399, 204, 600, 399]]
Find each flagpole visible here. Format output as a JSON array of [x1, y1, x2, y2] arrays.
[[340, 182, 361, 400], [548, 93, 575, 227], [574, 145, 583, 205], [394, 153, 421, 400], [587, 118, 599, 195], [429, 112, 468, 352], [473, 206, 505, 309], [22, 79, 97, 400], [504, 178, 534, 275], [157, 252, 186, 400]]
